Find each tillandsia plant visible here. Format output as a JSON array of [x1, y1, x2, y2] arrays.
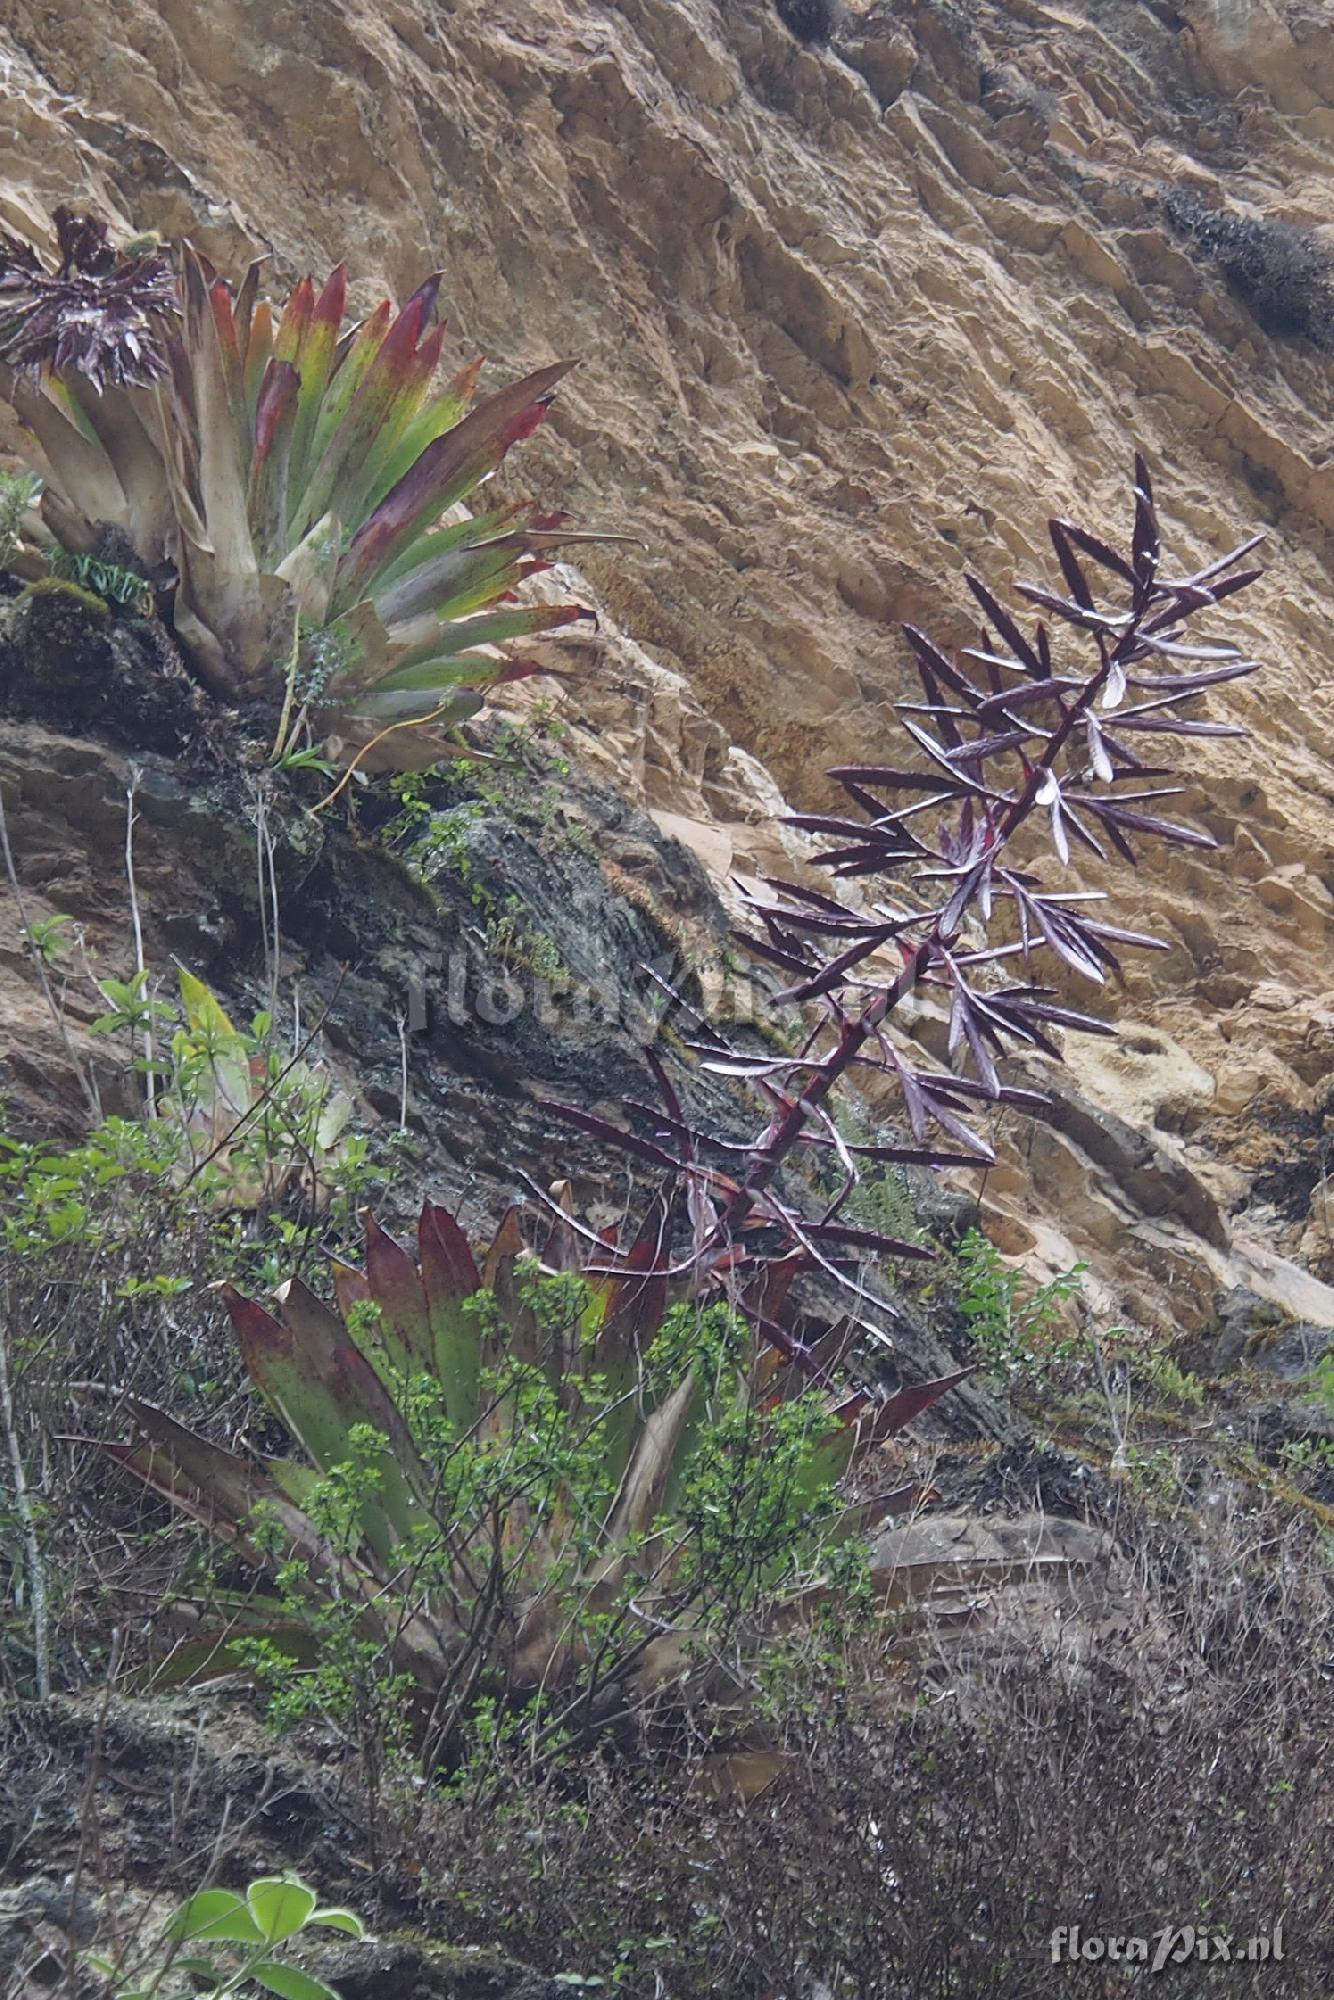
[[0, 212, 608, 766], [95, 1194, 1028, 1760], [550, 463, 1263, 1315]]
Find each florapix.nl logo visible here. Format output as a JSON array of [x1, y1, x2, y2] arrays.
[[403, 943, 771, 1046], [1051, 1922, 1285, 1973]]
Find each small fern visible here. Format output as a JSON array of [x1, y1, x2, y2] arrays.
[[834, 1107, 922, 1248]]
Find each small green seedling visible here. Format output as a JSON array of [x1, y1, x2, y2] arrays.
[[86, 1872, 365, 2000]]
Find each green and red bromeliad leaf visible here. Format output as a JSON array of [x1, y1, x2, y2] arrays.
[[96, 1196, 976, 1699], [0, 218, 623, 755]]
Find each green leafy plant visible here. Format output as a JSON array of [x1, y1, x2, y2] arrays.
[[25, 909, 75, 965], [951, 1228, 1084, 1383], [1277, 1436, 1334, 1481], [86, 1871, 364, 2000], [1309, 1351, 1334, 1410], [484, 893, 567, 979], [88, 967, 175, 1043], [0, 1116, 182, 1257], [1138, 1348, 1206, 1411], [49, 544, 155, 614], [0, 464, 41, 566], [95, 1195, 1028, 1757], [1, 215, 617, 766], [272, 743, 337, 779], [159, 969, 353, 1210], [81, 965, 355, 1211], [1124, 1443, 1185, 1506]]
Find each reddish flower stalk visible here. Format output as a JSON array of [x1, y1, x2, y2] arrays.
[[551, 461, 1264, 1326]]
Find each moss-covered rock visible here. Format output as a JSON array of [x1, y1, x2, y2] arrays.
[[0, 584, 209, 753]]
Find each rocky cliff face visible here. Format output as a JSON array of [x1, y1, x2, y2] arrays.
[[2, 0, 1333, 1341]]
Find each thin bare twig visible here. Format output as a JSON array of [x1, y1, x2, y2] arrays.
[[1088, 1325, 1133, 1475], [252, 782, 282, 1022], [395, 1009, 409, 1132], [64, 1628, 122, 1995], [0, 1299, 50, 1700], [123, 765, 156, 1114]]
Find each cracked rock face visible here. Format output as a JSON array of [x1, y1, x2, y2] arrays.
[[0, 0, 1331, 1332]]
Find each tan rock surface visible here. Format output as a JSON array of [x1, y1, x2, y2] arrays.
[[1, 0, 1332, 1332]]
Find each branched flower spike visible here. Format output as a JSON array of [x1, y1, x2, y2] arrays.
[[554, 462, 1263, 1327]]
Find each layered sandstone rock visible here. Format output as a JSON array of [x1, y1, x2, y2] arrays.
[[1, 0, 1331, 1336]]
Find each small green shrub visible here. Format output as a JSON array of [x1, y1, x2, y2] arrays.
[[951, 1228, 1084, 1383], [98, 1197, 992, 1762], [383, 762, 578, 974], [1138, 1348, 1206, 1411], [1277, 1436, 1334, 1482], [1124, 1443, 1186, 1506], [484, 894, 567, 979], [0, 821, 437, 1693], [0, 1116, 182, 1258], [69, 964, 359, 1218], [86, 1871, 365, 2000], [0, 1120, 238, 1701], [158, 969, 354, 1212], [1309, 1350, 1334, 1410]]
